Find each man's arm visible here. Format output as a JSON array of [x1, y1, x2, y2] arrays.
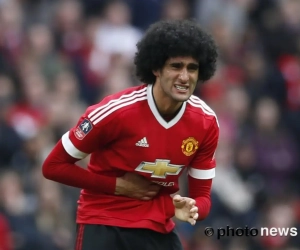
[[187, 117, 219, 220], [188, 177, 212, 220], [167, 179, 212, 226], [115, 172, 161, 200], [42, 139, 160, 199], [163, 117, 218, 225], [42, 139, 116, 193]]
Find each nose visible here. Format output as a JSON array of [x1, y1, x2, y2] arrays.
[[179, 69, 189, 82]]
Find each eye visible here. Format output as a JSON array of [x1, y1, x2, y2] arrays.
[[187, 64, 199, 72], [170, 63, 182, 69]]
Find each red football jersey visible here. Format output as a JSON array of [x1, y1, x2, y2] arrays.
[[62, 84, 219, 233]]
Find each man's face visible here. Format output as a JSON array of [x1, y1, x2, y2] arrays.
[[153, 56, 199, 102]]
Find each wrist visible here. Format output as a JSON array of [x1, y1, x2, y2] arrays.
[[115, 177, 125, 195]]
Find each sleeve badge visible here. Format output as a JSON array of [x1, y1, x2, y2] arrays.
[[74, 118, 93, 140]]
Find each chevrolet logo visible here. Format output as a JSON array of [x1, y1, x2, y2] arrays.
[[135, 159, 184, 178]]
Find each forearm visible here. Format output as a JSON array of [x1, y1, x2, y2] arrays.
[[42, 140, 116, 194], [188, 176, 212, 220]]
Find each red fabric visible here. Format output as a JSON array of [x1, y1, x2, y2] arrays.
[[42, 140, 116, 194], [189, 178, 212, 220], [43, 84, 218, 233], [0, 214, 13, 250], [75, 224, 84, 250], [163, 178, 212, 221]]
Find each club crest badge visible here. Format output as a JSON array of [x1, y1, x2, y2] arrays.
[[74, 119, 93, 140], [181, 137, 198, 156]]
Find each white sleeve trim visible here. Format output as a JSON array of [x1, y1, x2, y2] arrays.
[[62, 132, 88, 159], [188, 168, 215, 179]]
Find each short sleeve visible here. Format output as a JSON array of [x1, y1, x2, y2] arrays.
[[61, 108, 115, 160], [189, 117, 219, 179]]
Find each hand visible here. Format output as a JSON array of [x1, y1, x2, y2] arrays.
[[173, 194, 199, 226], [115, 172, 161, 200]]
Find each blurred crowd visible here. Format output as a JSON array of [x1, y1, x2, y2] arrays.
[[0, 0, 299, 249]]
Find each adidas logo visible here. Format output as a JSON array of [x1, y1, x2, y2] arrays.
[[135, 137, 149, 147]]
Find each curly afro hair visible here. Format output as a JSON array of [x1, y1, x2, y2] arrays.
[[134, 19, 218, 84]]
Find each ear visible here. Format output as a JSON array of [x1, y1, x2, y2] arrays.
[[152, 69, 160, 77]]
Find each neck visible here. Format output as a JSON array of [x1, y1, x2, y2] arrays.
[[152, 83, 183, 116]]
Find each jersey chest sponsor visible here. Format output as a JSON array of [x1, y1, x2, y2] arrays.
[[135, 159, 184, 179]]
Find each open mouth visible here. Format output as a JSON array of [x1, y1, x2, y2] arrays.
[[175, 85, 188, 91]]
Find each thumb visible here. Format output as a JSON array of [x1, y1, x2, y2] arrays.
[[173, 194, 182, 202], [173, 194, 185, 205]]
